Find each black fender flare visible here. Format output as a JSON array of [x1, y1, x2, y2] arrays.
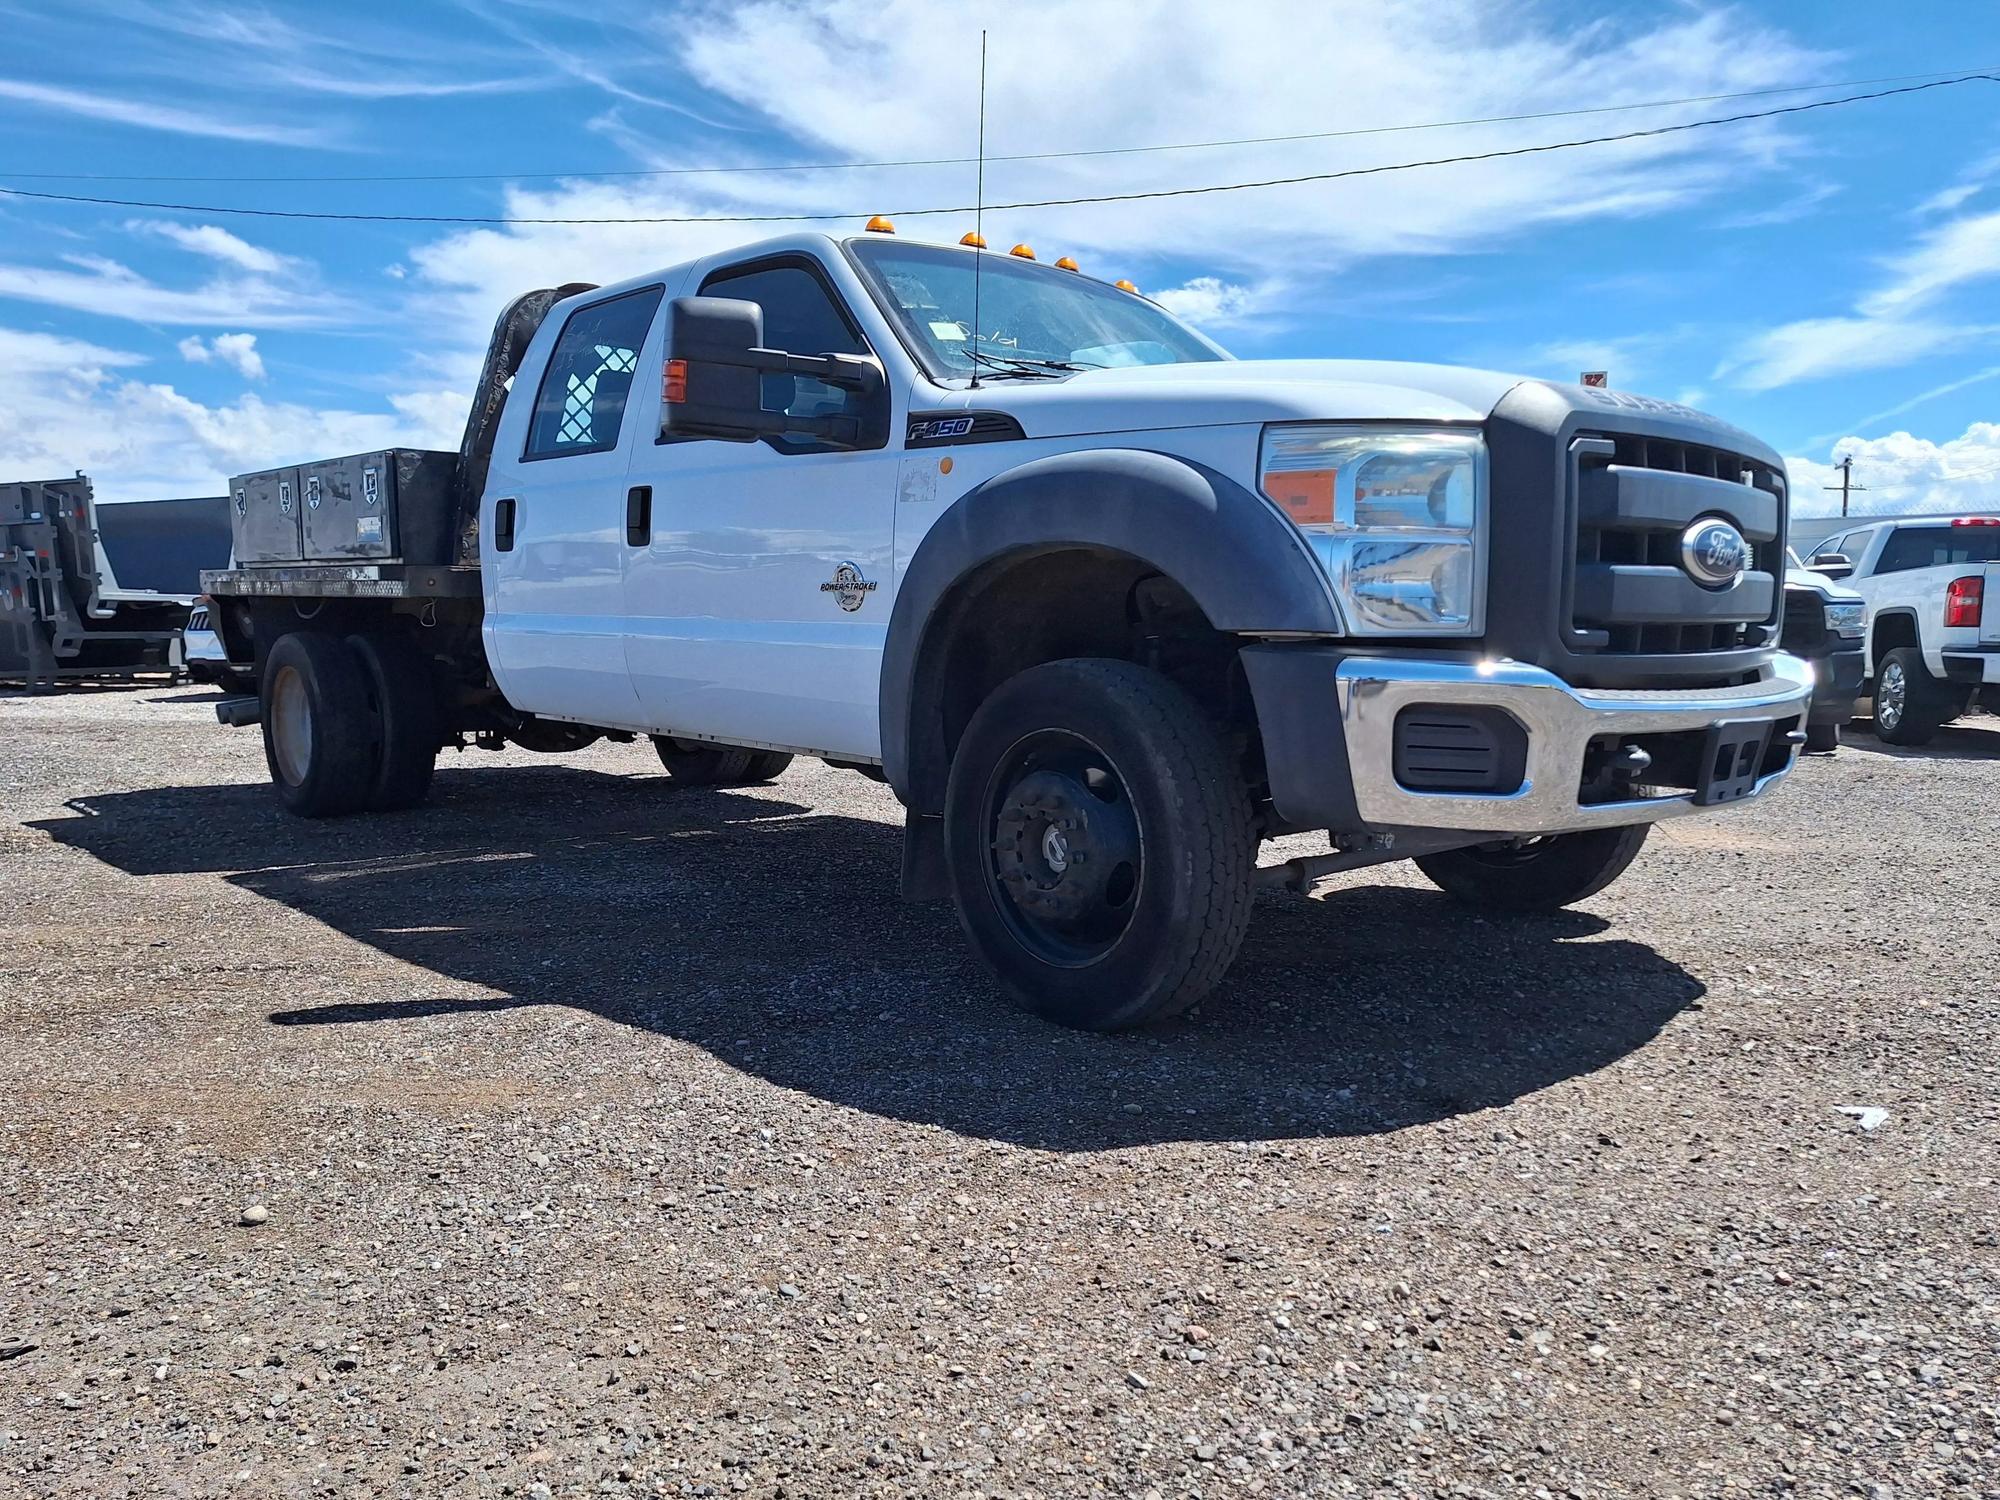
[[1864, 608, 1920, 669], [880, 446, 1343, 813]]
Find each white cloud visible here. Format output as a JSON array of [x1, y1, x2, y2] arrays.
[[1788, 421, 2000, 518], [391, 0, 1833, 403], [1721, 315, 1982, 393], [1149, 277, 1270, 330], [128, 221, 296, 276], [0, 2, 1864, 498], [0, 327, 147, 376], [1722, 208, 2000, 391], [1719, 180, 1840, 230], [177, 333, 267, 381], [1916, 183, 1979, 218], [0, 75, 330, 146], [0, 331, 419, 500], [1517, 336, 1658, 388], [675, 0, 1822, 266], [0, 257, 349, 329], [1860, 209, 2000, 317]]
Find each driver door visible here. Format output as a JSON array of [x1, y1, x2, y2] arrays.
[[621, 253, 905, 758]]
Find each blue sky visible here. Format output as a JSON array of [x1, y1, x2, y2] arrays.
[[1, 0, 1997, 516]]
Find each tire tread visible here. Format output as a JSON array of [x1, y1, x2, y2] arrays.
[[946, 658, 1255, 1029]]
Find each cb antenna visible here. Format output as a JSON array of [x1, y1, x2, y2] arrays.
[[970, 29, 987, 390]]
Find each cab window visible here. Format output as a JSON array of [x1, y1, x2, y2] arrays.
[[698, 260, 874, 446], [1875, 524, 2000, 573], [524, 286, 664, 459]]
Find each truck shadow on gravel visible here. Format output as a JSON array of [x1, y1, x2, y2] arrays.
[[34, 765, 1705, 1150], [1841, 717, 2000, 760]]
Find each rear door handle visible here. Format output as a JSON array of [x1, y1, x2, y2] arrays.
[[626, 485, 652, 547], [493, 497, 517, 552]]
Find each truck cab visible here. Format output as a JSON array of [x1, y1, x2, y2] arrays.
[[1807, 516, 2000, 744], [205, 226, 1815, 1030]]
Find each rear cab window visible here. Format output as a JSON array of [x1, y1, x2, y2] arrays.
[[525, 286, 665, 459], [1874, 525, 2000, 574]]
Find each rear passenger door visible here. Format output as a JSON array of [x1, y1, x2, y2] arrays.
[[622, 253, 902, 759], [483, 284, 665, 728]]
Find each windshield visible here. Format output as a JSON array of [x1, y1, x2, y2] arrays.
[[845, 237, 1226, 381]]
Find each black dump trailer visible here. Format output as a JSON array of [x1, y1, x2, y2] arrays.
[[94, 493, 232, 596], [0, 475, 194, 691]]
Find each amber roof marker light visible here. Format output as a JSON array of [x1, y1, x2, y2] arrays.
[[864, 214, 896, 233], [969, 29, 988, 390], [1009, 243, 1035, 260], [1114, 278, 1140, 294], [959, 231, 987, 248], [1054, 255, 1080, 271]]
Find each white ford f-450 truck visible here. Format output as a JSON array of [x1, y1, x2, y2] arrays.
[[203, 226, 1814, 1030]]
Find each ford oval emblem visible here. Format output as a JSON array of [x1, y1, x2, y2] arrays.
[[1679, 517, 1749, 589]]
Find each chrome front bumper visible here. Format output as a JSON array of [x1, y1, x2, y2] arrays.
[[1337, 652, 1815, 834]]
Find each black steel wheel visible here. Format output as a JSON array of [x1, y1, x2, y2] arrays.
[[1414, 825, 1650, 913], [943, 658, 1254, 1031], [983, 737, 1146, 966]]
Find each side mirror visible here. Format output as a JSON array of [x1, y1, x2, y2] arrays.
[[659, 295, 885, 449], [1808, 554, 1854, 580]]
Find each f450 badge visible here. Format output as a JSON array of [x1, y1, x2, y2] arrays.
[[820, 562, 879, 612], [907, 415, 975, 443]]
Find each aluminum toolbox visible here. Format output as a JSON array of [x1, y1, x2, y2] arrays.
[[297, 449, 457, 564], [230, 467, 303, 563]]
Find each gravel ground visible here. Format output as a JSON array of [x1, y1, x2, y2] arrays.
[[1, 683, 1996, 1500]]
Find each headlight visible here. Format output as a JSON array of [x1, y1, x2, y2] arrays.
[[1823, 601, 1865, 639], [1259, 425, 1485, 635]]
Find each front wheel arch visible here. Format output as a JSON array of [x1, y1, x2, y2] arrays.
[[881, 448, 1342, 816]]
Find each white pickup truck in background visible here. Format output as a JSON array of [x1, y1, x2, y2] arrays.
[[200, 224, 1815, 1030], [1806, 516, 2000, 744]]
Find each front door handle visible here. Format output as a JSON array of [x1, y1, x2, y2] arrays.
[[493, 497, 517, 552], [626, 485, 652, 547]]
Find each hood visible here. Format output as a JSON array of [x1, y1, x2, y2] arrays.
[[1785, 565, 1863, 602], [932, 358, 1533, 437]]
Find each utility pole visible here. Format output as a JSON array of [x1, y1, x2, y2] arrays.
[[1824, 453, 1866, 517]]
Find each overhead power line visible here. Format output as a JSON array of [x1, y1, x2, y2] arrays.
[[2, 65, 1993, 185], [0, 73, 1991, 226]]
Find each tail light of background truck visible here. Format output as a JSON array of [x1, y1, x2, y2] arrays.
[[1944, 575, 1983, 628]]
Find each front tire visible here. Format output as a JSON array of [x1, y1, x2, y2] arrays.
[[943, 658, 1255, 1031], [1804, 720, 1841, 754], [260, 632, 375, 819], [1415, 825, 1649, 913], [1871, 646, 1946, 746]]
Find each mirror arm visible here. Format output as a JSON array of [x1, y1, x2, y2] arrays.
[[733, 346, 882, 394]]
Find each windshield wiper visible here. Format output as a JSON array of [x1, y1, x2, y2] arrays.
[[960, 347, 1103, 380]]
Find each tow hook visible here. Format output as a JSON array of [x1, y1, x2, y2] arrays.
[[1605, 743, 1652, 780]]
